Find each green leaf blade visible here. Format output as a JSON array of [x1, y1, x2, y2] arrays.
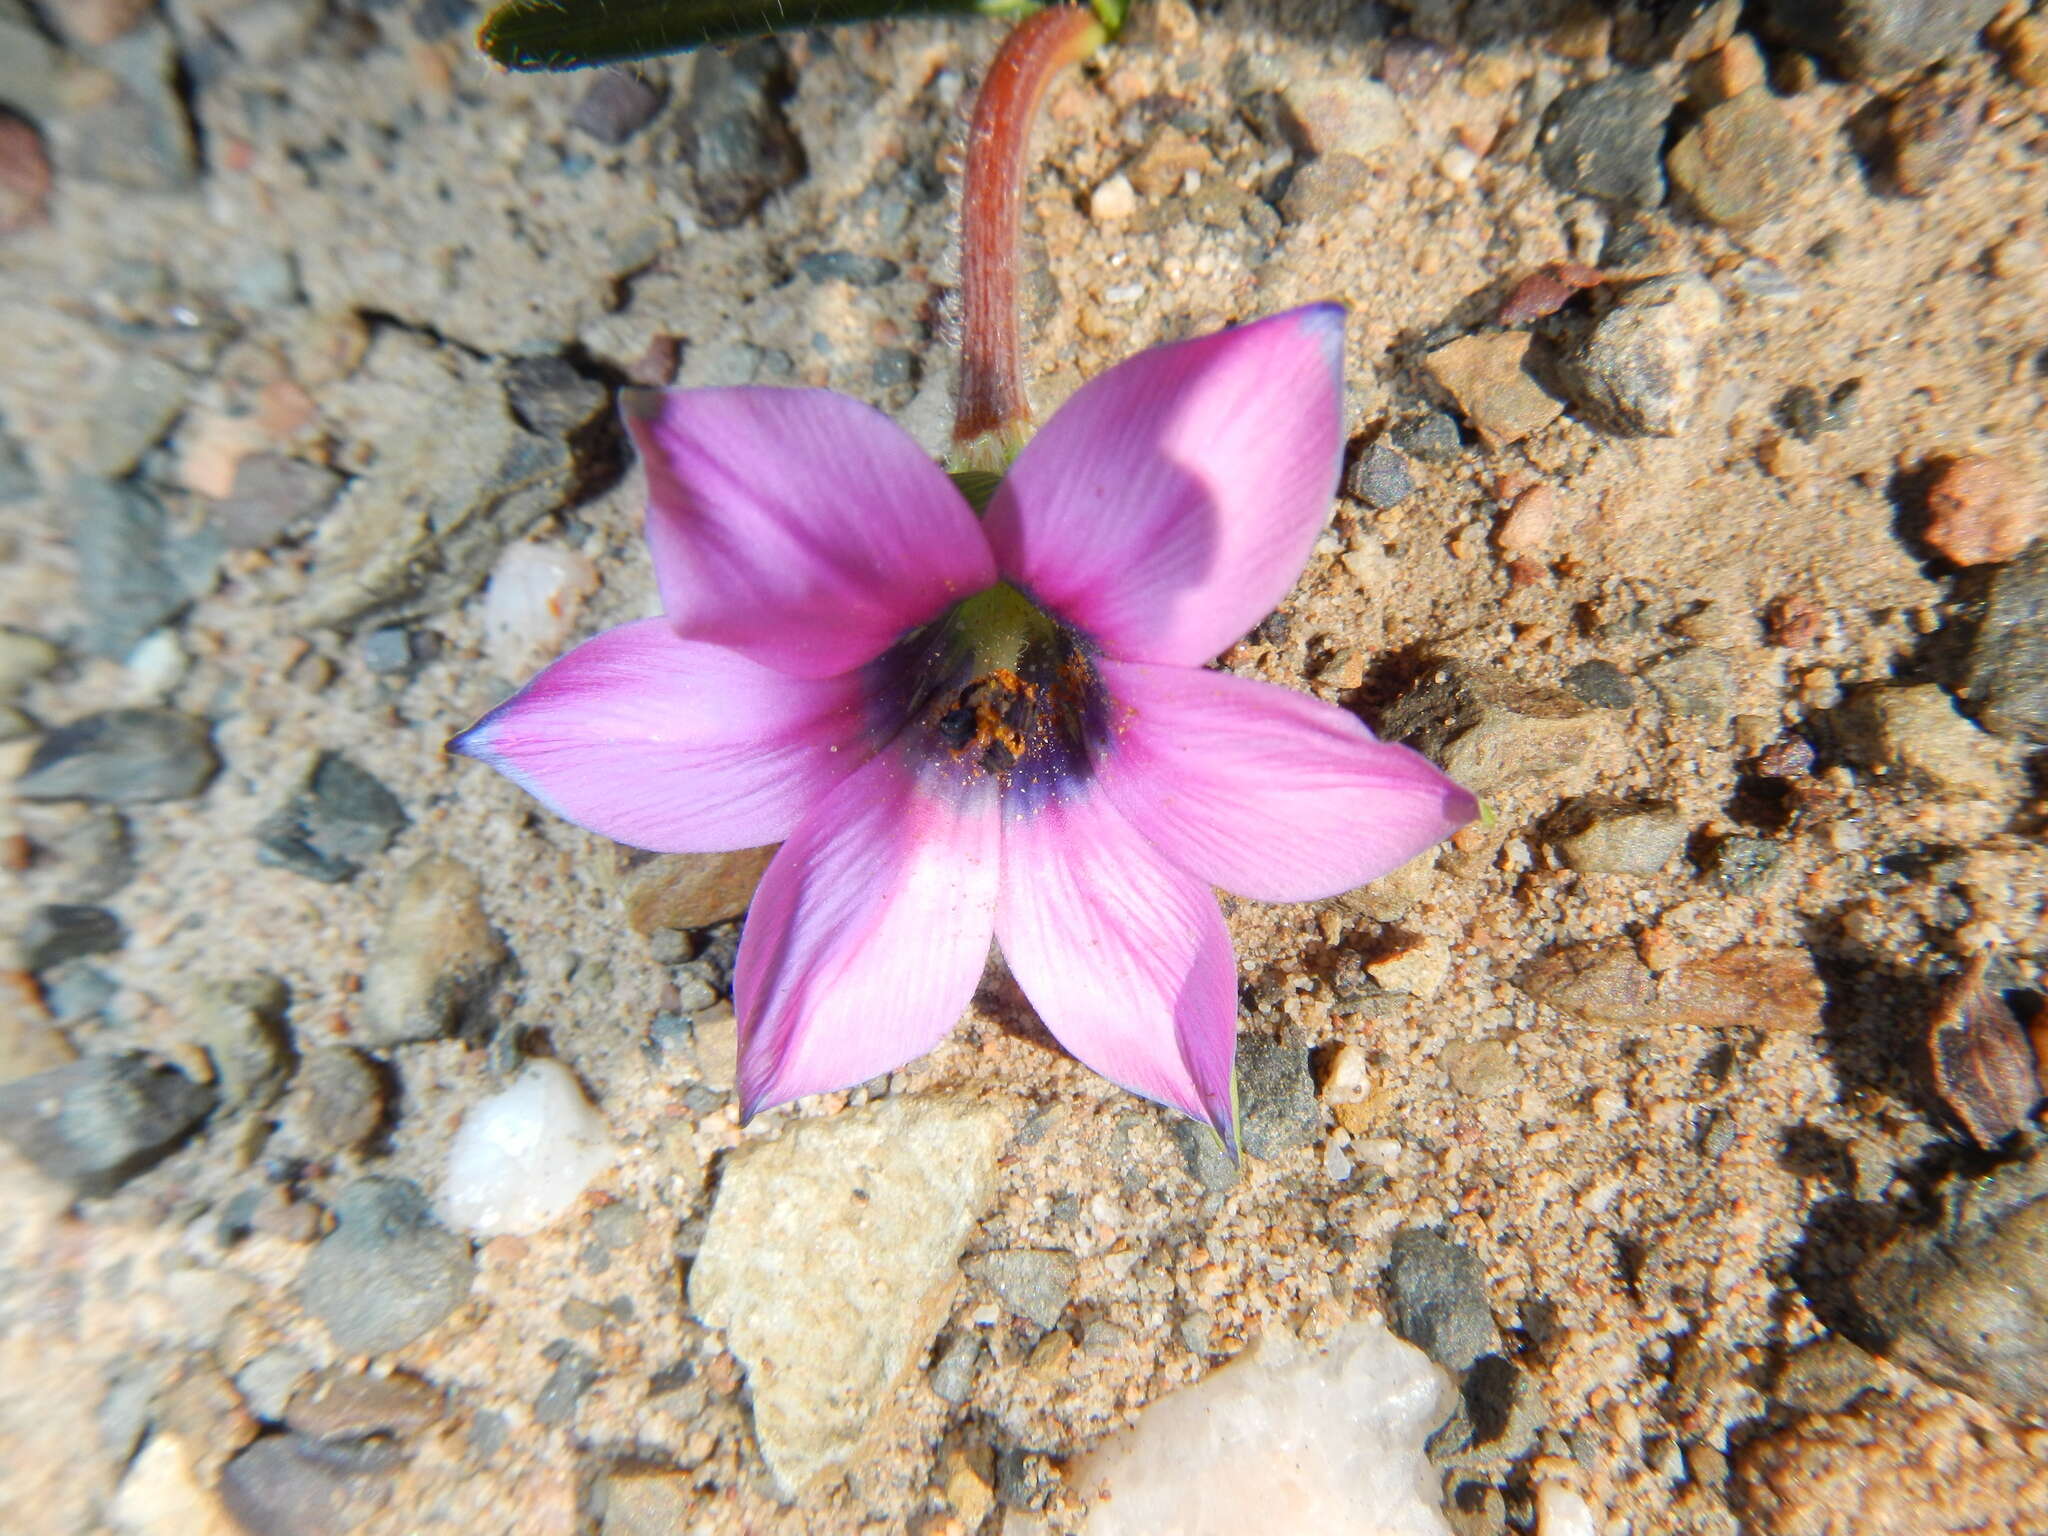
[[480, 0, 1043, 71]]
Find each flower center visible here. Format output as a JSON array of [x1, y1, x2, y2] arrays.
[[870, 581, 1108, 808]]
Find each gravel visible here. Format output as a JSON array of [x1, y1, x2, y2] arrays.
[[298, 1178, 475, 1355], [0, 1052, 215, 1195], [15, 707, 219, 803]]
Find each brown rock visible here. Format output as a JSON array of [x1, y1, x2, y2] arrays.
[[1855, 1153, 2048, 1421], [290, 1046, 386, 1155], [1927, 952, 2041, 1148], [0, 111, 50, 233], [610, 845, 776, 934], [1423, 333, 1565, 447], [1666, 91, 1809, 230], [1884, 76, 1982, 196], [1922, 455, 2043, 567], [284, 1368, 443, 1442], [1834, 682, 2018, 801], [1378, 661, 1607, 796], [600, 1471, 698, 1535], [1735, 1393, 2048, 1535], [1516, 939, 1823, 1032], [0, 978, 75, 1085], [358, 855, 506, 1047], [44, 0, 153, 45]]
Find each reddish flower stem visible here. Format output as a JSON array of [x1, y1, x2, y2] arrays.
[[953, 5, 1106, 450]]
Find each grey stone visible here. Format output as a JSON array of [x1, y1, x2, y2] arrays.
[[286, 1367, 444, 1442], [1170, 1115, 1238, 1191], [39, 961, 117, 1021], [1559, 275, 1724, 437], [255, 752, 405, 884], [502, 355, 608, 441], [49, 23, 198, 191], [1551, 800, 1689, 875], [1642, 647, 1737, 721], [1964, 541, 2048, 743], [82, 354, 187, 479], [69, 479, 192, 657], [0, 1052, 215, 1195], [359, 854, 506, 1046], [871, 348, 919, 390], [0, 627, 59, 696], [929, 1332, 981, 1404], [1667, 91, 1811, 230], [797, 250, 899, 286], [532, 1346, 599, 1426], [212, 455, 343, 550], [300, 373, 581, 631], [600, 1471, 698, 1536], [358, 627, 415, 676], [1563, 659, 1635, 709], [1762, 0, 2005, 77], [18, 903, 123, 971], [0, 703, 31, 741], [1238, 1031, 1318, 1159], [1834, 682, 2017, 799], [1771, 1335, 1883, 1413], [17, 708, 215, 806], [1854, 1151, 2048, 1420], [1440, 1038, 1521, 1098], [290, 1048, 385, 1154], [410, 0, 474, 41], [571, 69, 667, 146], [686, 1095, 1009, 1496], [49, 806, 136, 901], [220, 1434, 389, 1536], [0, 0, 62, 122], [235, 1348, 315, 1423], [1539, 72, 1673, 208], [1391, 411, 1462, 460], [679, 39, 804, 230], [230, 249, 302, 309], [300, 1177, 474, 1355], [0, 428, 36, 505], [1379, 661, 1608, 795], [1346, 442, 1414, 509], [193, 974, 291, 1112], [1708, 835, 1787, 893], [1384, 1227, 1500, 1375], [968, 1249, 1077, 1331]]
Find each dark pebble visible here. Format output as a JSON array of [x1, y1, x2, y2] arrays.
[[0, 1053, 215, 1195], [16, 707, 219, 804], [1762, 0, 2007, 77], [1964, 541, 2048, 742], [1236, 1030, 1318, 1159], [53, 807, 137, 902], [1384, 1226, 1500, 1374], [1883, 75, 1982, 196], [679, 39, 805, 230], [221, 1434, 388, 1536], [1346, 442, 1415, 509], [1169, 1116, 1237, 1192], [1707, 835, 1787, 893], [359, 627, 416, 676], [256, 752, 406, 884], [20, 903, 125, 972], [39, 960, 118, 1021], [1390, 410, 1463, 460], [502, 355, 608, 442], [1539, 72, 1673, 209], [1776, 379, 1861, 440], [798, 250, 899, 286], [871, 348, 919, 389], [532, 1347, 601, 1426], [570, 69, 667, 146], [291, 1046, 386, 1154], [298, 1178, 474, 1355], [1564, 659, 1636, 710]]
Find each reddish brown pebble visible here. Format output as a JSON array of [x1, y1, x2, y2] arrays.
[[1497, 262, 1605, 325], [1763, 592, 1826, 647], [1928, 952, 2041, 1148], [0, 112, 51, 234], [1752, 735, 1816, 778], [1923, 455, 2044, 567], [1380, 37, 1453, 98], [628, 334, 683, 387], [1495, 483, 1559, 554]]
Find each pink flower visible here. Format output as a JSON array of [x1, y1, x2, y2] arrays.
[[451, 305, 1476, 1145]]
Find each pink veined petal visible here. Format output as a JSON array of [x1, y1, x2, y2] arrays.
[[734, 752, 1000, 1119], [983, 304, 1346, 667], [449, 617, 869, 853], [624, 386, 999, 678], [996, 791, 1238, 1145], [1095, 660, 1479, 903]]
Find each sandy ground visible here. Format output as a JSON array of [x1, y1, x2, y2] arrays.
[[2, 0, 2046, 1532]]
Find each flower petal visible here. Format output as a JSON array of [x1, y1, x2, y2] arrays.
[[734, 754, 999, 1118], [983, 304, 1346, 666], [450, 618, 868, 853], [995, 792, 1237, 1143], [1097, 660, 1478, 903], [625, 387, 997, 677]]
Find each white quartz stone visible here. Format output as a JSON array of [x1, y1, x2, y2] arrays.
[[1079, 1319, 1455, 1536], [438, 1059, 615, 1236], [481, 541, 600, 676]]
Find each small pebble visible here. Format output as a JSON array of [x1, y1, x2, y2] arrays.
[[570, 69, 666, 145], [1089, 173, 1137, 222], [1346, 443, 1414, 509], [1922, 455, 2043, 567]]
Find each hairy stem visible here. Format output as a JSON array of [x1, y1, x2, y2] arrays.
[[952, 4, 1106, 453]]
